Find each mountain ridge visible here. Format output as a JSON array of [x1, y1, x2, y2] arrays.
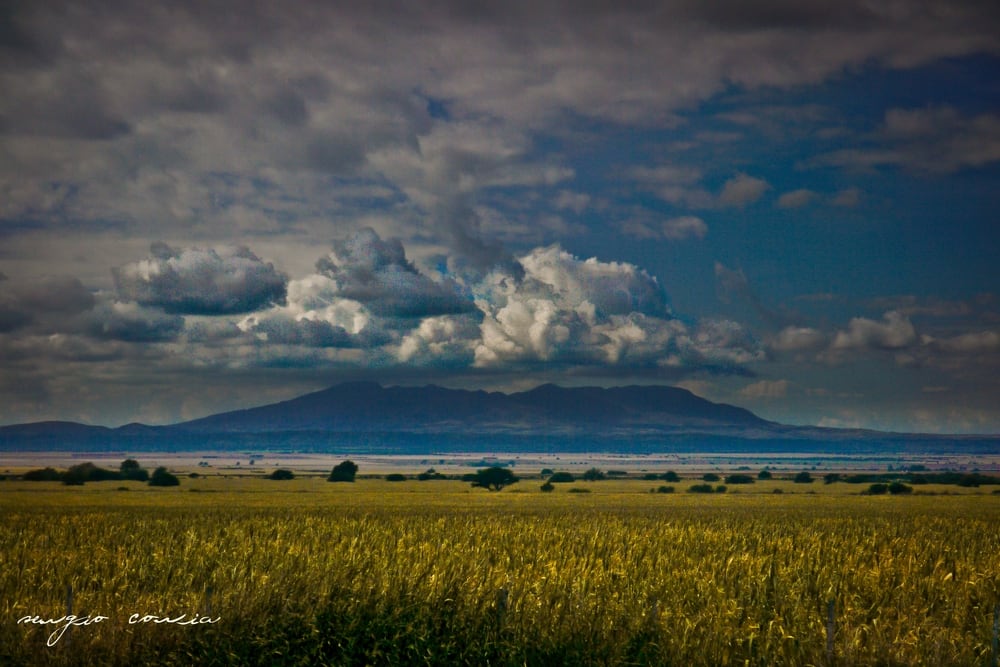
[[1, 382, 997, 454]]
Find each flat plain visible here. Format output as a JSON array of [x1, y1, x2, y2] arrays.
[[2, 464, 999, 666]]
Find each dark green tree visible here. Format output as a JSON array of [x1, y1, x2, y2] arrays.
[[269, 469, 295, 480], [582, 468, 606, 481], [470, 466, 518, 491], [149, 467, 180, 487], [120, 459, 149, 481], [328, 460, 358, 482]]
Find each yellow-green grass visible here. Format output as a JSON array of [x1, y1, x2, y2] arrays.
[[1, 479, 999, 666]]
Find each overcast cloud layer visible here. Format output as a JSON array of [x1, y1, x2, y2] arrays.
[[1, 0, 998, 431]]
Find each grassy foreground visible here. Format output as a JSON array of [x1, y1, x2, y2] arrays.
[[2, 477, 999, 666]]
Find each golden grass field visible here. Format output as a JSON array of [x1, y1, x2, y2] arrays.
[[2, 472, 1000, 666]]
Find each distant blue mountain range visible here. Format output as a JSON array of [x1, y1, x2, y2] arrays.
[[1, 382, 997, 454]]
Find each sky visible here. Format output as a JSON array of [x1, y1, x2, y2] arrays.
[[1, 0, 998, 433]]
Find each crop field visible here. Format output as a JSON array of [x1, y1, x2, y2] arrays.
[[2, 473, 1000, 666]]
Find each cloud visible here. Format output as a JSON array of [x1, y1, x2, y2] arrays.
[[930, 330, 1000, 354], [85, 299, 184, 342], [662, 216, 709, 240], [629, 165, 714, 208], [739, 379, 791, 399], [621, 215, 708, 241], [396, 314, 480, 365], [776, 189, 817, 209], [815, 107, 1000, 173], [830, 187, 862, 207], [314, 228, 473, 319], [113, 244, 288, 315], [831, 310, 918, 351], [771, 326, 827, 352], [471, 245, 761, 370], [0, 275, 96, 332], [719, 173, 770, 207]]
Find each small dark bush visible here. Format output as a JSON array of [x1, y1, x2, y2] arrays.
[[63, 462, 121, 485], [120, 459, 149, 482], [867, 483, 888, 495], [888, 482, 913, 495], [688, 484, 714, 494], [758, 470, 772, 480], [385, 473, 407, 482], [269, 469, 295, 480], [772, 488, 783, 494], [540, 468, 554, 476], [715, 485, 727, 493], [582, 468, 606, 481], [793, 471, 814, 484], [607, 470, 628, 477], [824, 473, 841, 484], [540, 482, 555, 492], [661, 471, 681, 482], [417, 468, 446, 481], [188, 472, 200, 478], [643, 473, 660, 480], [568, 487, 591, 493], [725, 474, 754, 485], [23, 467, 62, 482], [548, 471, 575, 483], [149, 467, 180, 487], [656, 485, 675, 494], [328, 460, 358, 482], [702, 473, 721, 482]]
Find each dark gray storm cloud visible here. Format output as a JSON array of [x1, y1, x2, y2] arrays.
[[315, 228, 473, 319], [113, 244, 287, 315], [84, 299, 185, 342], [0, 275, 96, 331]]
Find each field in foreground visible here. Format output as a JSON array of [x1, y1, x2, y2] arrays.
[[2, 477, 1000, 666]]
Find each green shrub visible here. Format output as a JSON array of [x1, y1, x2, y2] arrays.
[[793, 471, 814, 484], [23, 467, 62, 482], [417, 468, 446, 481], [568, 487, 591, 493], [582, 468, 605, 481], [149, 467, 180, 487], [661, 471, 681, 482], [120, 459, 149, 481], [725, 474, 754, 484], [888, 482, 913, 495], [688, 484, 714, 494], [758, 470, 772, 480], [867, 483, 888, 495], [328, 460, 358, 482], [269, 469, 295, 480], [715, 485, 727, 493], [702, 473, 721, 482], [540, 482, 555, 492], [656, 485, 674, 494], [824, 473, 841, 484], [548, 471, 575, 483]]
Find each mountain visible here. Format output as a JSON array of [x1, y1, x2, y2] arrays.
[[1, 382, 997, 454], [175, 381, 768, 433]]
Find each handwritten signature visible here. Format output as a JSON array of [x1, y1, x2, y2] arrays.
[[18, 613, 221, 646]]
